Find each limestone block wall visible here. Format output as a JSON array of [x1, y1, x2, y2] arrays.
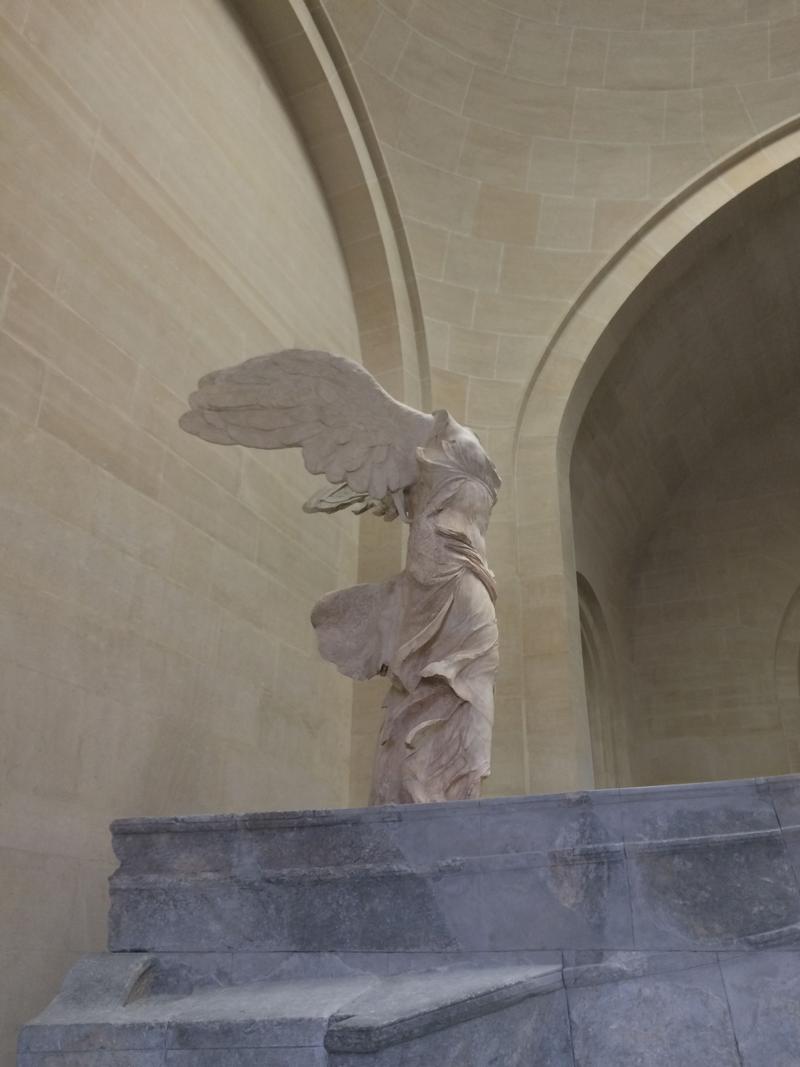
[[0, 0, 363, 1056], [318, 0, 800, 798]]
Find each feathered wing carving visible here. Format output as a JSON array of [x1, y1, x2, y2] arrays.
[[179, 349, 434, 514]]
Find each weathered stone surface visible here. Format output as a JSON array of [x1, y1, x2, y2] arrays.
[[19, 955, 160, 1055], [110, 866, 470, 953], [567, 962, 741, 1066], [780, 826, 800, 885], [18, 1056, 166, 1067], [768, 775, 800, 828], [478, 788, 622, 855], [481, 847, 633, 950], [41, 954, 156, 1012], [20, 962, 567, 1066], [23, 776, 800, 1064], [166, 983, 372, 1049], [76, 948, 564, 995], [563, 949, 718, 987], [328, 988, 573, 1067], [21, 1022, 168, 1055], [109, 777, 800, 956], [628, 830, 800, 949], [620, 779, 778, 841], [743, 919, 800, 949], [145, 953, 238, 996], [165, 1053, 327, 1066], [325, 963, 561, 1052], [21, 974, 374, 1053], [721, 949, 800, 1066]]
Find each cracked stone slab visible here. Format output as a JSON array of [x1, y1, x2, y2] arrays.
[[620, 778, 778, 842], [563, 949, 719, 987], [20, 975, 376, 1054], [324, 962, 562, 1053], [328, 988, 573, 1067], [22, 775, 800, 1065], [627, 828, 800, 949], [20, 960, 566, 1063], [720, 948, 800, 1065], [567, 961, 741, 1067]]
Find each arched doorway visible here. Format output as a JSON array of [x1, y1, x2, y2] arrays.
[[514, 121, 800, 791], [569, 190, 800, 784]]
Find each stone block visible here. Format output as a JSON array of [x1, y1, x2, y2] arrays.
[[110, 864, 475, 953], [145, 953, 237, 996], [478, 789, 622, 855], [18, 955, 156, 1053], [21, 1024, 168, 1055], [628, 830, 800, 949], [22, 778, 800, 1063], [19, 959, 567, 1066], [111, 823, 240, 878], [161, 979, 375, 1049], [458, 123, 530, 190], [165, 1053, 326, 1066], [781, 826, 800, 885], [325, 963, 561, 1053], [19, 1056, 165, 1067], [481, 847, 633, 951], [567, 962, 741, 1066], [563, 948, 717, 987], [109, 779, 800, 957], [720, 949, 800, 1066], [464, 69, 573, 139], [768, 775, 800, 828], [620, 779, 779, 841], [328, 988, 572, 1067], [393, 31, 473, 113]]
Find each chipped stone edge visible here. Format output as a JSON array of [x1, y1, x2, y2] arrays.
[[324, 966, 563, 1054]]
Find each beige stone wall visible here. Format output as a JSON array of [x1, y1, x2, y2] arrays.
[[4, 2, 800, 1046], [569, 160, 800, 785], [318, 0, 800, 797], [631, 400, 800, 782], [0, 0, 363, 1054]]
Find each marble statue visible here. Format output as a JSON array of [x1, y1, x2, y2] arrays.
[[180, 350, 500, 804]]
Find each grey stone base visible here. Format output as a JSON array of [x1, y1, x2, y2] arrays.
[[19, 955, 567, 1066], [20, 948, 800, 1065], [19, 775, 800, 1064]]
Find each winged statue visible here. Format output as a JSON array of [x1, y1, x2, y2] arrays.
[[180, 350, 500, 804]]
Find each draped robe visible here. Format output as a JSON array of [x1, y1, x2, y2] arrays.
[[311, 422, 500, 804]]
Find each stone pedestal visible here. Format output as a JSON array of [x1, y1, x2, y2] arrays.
[[20, 775, 800, 1064]]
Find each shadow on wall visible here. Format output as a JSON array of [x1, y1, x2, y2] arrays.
[[577, 573, 624, 789], [776, 585, 800, 763]]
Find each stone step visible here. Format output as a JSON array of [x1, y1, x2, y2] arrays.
[[20, 775, 800, 1064], [19, 957, 566, 1066], [324, 962, 562, 1053], [108, 775, 800, 955]]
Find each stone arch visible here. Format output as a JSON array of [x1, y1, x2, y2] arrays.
[[224, 0, 430, 409], [225, 0, 439, 802], [514, 119, 800, 792]]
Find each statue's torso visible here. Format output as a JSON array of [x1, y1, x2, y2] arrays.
[[405, 453, 496, 596]]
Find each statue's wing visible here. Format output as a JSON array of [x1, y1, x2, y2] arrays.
[[180, 349, 434, 503]]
